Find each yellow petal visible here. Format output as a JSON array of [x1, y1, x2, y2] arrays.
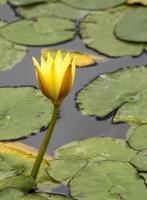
[[58, 63, 74, 103]]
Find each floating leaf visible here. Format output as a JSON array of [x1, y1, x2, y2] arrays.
[[70, 161, 147, 200], [47, 158, 88, 183], [0, 142, 51, 181], [0, 0, 6, 4], [80, 6, 144, 57], [77, 66, 147, 125], [42, 49, 102, 67], [0, 87, 53, 140], [0, 21, 27, 71], [127, 125, 147, 151], [127, 0, 147, 5], [61, 0, 125, 10], [8, 0, 48, 6], [115, 7, 147, 43], [16, 1, 83, 20], [131, 150, 147, 171], [0, 17, 75, 46], [55, 137, 136, 162]]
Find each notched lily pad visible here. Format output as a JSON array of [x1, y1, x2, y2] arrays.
[[80, 6, 144, 57], [77, 66, 147, 125], [127, 0, 147, 5], [47, 157, 88, 183], [8, 0, 48, 6], [0, 17, 76, 46], [0, 87, 53, 140], [127, 125, 147, 151], [70, 161, 147, 200], [115, 7, 147, 43], [55, 137, 136, 162], [61, 0, 125, 10], [16, 1, 84, 20]]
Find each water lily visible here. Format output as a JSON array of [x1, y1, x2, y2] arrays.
[[31, 50, 76, 181], [32, 50, 76, 105]]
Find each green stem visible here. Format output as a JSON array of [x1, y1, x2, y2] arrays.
[[31, 104, 59, 180]]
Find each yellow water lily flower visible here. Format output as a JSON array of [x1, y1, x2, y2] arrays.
[[32, 50, 76, 105]]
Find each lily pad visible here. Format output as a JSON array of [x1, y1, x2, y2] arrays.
[[127, 125, 147, 151], [131, 150, 147, 171], [127, 0, 147, 5], [0, 21, 27, 71], [0, 0, 6, 4], [47, 158, 88, 183], [16, 1, 83, 20], [0, 87, 53, 140], [42, 49, 107, 67], [80, 6, 144, 57], [55, 137, 136, 162], [0, 142, 51, 183], [8, 0, 48, 6], [70, 161, 147, 200], [61, 0, 125, 10], [115, 7, 147, 43], [77, 66, 147, 125], [0, 17, 75, 46]]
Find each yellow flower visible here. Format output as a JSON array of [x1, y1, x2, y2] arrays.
[[32, 50, 76, 105]]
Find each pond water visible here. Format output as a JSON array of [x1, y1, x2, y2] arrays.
[[1, 3, 147, 157]]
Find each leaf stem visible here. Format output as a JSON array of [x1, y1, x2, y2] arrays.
[[31, 104, 59, 180]]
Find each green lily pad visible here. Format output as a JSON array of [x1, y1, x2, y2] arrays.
[[77, 66, 147, 125], [0, 0, 6, 4], [70, 161, 147, 200], [16, 1, 83, 20], [55, 137, 136, 162], [61, 0, 125, 10], [8, 0, 48, 6], [80, 6, 144, 57], [0, 188, 72, 200], [0, 87, 53, 140], [0, 21, 27, 71], [47, 158, 88, 183], [139, 173, 147, 185], [127, 0, 147, 5], [0, 188, 47, 200], [0, 17, 75, 46], [0, 142, 59, 192], [115, 7, 147, 43], [127, 125, 147, 151], [131, 150, 147, 171]]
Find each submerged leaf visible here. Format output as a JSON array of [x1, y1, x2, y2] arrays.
[[77, 66, 147, 125], [80, 6, 144, 57], [0, 17, 75, 46]]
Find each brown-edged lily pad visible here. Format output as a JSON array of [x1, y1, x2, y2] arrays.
[[42, 49, 108, 67]]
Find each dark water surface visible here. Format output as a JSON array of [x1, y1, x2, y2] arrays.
[[1, 4, 147, 156]]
